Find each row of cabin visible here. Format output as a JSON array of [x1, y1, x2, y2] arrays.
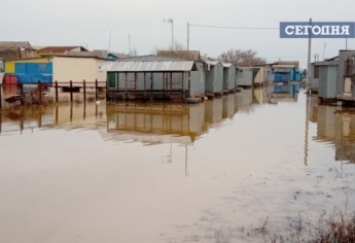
[[1, 41, 303, 103], [311, 50, 355, 104], [102, 55, 275, 102]]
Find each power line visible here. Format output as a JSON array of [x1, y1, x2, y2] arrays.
[[190, 23, 279, 30]]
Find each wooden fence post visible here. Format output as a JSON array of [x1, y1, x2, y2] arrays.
[[38, 81, 42, 104], [83, 79, 86, 103], [70, 80, 73, 103], [95, 79, 98, 101], [0, 84, 2, 109], [55, 81, 58, 103]]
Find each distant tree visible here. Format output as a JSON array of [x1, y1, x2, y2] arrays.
[[154, 42, 201, 61], [218, 49, 266, 67]]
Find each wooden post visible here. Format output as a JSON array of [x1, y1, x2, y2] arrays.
[[55, 81, 58, 103], [83, 79, 86, 103], [182, 71, 184, 100], [70, 80, 73, 103], [144, 72, 146, 99], [125, 73, 128, 100], [95, 79, 98, 101], [135, 73, 137, 90], [19, 83, 24, 105], [38, 81, 42, 104], [0, 84, 2, 109], [170, 72, 173, 99]]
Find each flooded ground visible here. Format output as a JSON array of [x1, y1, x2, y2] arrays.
[[0, 85, 354, 243]]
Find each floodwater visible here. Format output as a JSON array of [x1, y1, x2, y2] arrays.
[[0, 85, 354, 243]]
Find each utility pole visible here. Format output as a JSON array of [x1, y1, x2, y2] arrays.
[[187, 22, 190, 51], [306, 18, 312, 90], [164, 18, 174, 51]]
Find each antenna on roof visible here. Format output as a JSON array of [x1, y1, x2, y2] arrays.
[[128, 34, 132, 56], [108, 29, 112, 53]]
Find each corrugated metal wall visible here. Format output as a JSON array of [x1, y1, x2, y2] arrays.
[[206, 63, 223, 93], [319, 65, 338, 99], [223, 66, 236, 90], [190, 62, 205, 97]]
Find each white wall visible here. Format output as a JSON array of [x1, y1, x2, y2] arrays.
[[53, 57, 106, 84]]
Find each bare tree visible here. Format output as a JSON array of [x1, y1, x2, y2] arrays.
[[219, 49, 266, 67], [155, 42, 201, 61]]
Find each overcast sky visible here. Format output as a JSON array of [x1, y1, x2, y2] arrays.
[[2, 0, 355, 68]]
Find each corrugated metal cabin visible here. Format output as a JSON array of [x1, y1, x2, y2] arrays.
[[222, 63, 236, 93], [317, 50, 355, 104], [103, 61, 198, 102], [205, 60, 223, 95], [236, 67, 253, 87], [317, 60, 338, 100], [117, 55, 206, 98]]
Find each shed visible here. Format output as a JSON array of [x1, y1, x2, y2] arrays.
[[102, 61, 198, 102], [205, 60, 223, 94], [236, 67, 253, 87], [222, 63, 236, 92]]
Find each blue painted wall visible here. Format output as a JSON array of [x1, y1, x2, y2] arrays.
[[15, 63, 53, 84]]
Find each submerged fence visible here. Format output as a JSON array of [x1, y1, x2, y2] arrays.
[[0, 80, 107, 109]]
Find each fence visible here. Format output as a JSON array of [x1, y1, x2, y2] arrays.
[[0, 80, 107, 109]]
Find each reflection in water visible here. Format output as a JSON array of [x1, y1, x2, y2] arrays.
[[0, 92, 255, 145], [0, 104, 107, 135], [313, 105, 355, 164], [1, 88, 355, 243], [271, 84, 300, 102]]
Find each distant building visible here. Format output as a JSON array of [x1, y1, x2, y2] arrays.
[[37, 46, 89, 56], [258, 61, 303, 83], [0, 41, 38, 60]]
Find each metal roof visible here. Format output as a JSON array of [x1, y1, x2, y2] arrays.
[[0, 41, 33, 50], [101, 61, 197, 72], [272, 64, 295, 68], [38, 46, 89, 53], [222, 63, 233, 68]]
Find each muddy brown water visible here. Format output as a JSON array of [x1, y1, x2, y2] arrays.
[[0, 86, 354, 243]]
